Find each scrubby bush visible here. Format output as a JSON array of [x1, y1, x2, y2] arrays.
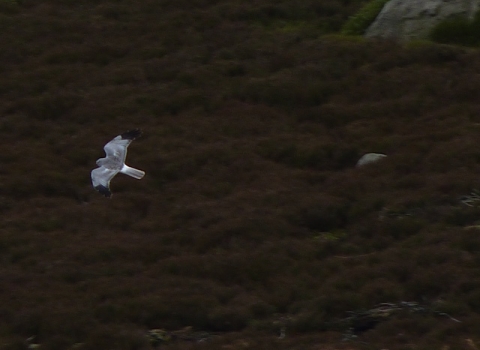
[[341, 0, 389, 35], [430, 11, 480, 47], [82, 326, 149, 350], [16, 93, 80, 121], [291, 200, 350, 232], [0, 0, 19, 14], [257, 140, 358, 170]]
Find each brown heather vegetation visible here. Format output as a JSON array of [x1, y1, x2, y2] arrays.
[[3, 0, 480, 349]]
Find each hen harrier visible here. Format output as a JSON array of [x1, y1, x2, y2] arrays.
[[91, 129, 145, 198]]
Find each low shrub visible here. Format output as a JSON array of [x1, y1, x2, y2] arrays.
[[379, 217, 426, 240], [0, 0, 19, 15], [16, 93, 80, 121], [429, 12, 480, 47], [257, 139, 358, 170], [82, 326, 149, 350], [207, 305, 250, 331], [236, 78, 332, 108], [289, 196, 350, 232], [341, 0, 390, 35], [444, 207, 480, 227]]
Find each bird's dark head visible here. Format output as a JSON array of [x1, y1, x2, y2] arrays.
[[121, 129, 142, 140], [94, 185, 112, 198]]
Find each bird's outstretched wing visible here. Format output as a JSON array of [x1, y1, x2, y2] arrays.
[[91, 167, 119, 198], [92, 129, 143, 198], [103, 129, 142, 161]]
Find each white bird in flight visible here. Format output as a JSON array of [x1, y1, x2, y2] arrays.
[[91, 129, 145, 198]]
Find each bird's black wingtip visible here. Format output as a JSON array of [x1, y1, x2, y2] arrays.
[[94, 185, 112, 198], [120, 129, 142, 140]]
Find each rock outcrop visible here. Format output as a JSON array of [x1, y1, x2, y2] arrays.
[[356, 153, 387, 167], [365, 0, 480, 40]]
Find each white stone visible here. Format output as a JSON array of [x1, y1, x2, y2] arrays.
[[365, 0, 480, 40], [356, 153, 387, 167]]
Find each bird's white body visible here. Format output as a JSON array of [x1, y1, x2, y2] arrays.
[[91, 129, 145, 197]]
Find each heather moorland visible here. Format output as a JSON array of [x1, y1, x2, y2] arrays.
[[2, 0, 480, 349]]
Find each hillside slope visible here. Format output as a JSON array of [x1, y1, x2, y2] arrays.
[[2, 1, 480, 349]]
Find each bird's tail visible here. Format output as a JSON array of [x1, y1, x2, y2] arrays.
[[121, 165, 145, 179]]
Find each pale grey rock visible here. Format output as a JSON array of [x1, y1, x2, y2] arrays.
[[365, 0, 480, 40], [356, 153, 387, 167]]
